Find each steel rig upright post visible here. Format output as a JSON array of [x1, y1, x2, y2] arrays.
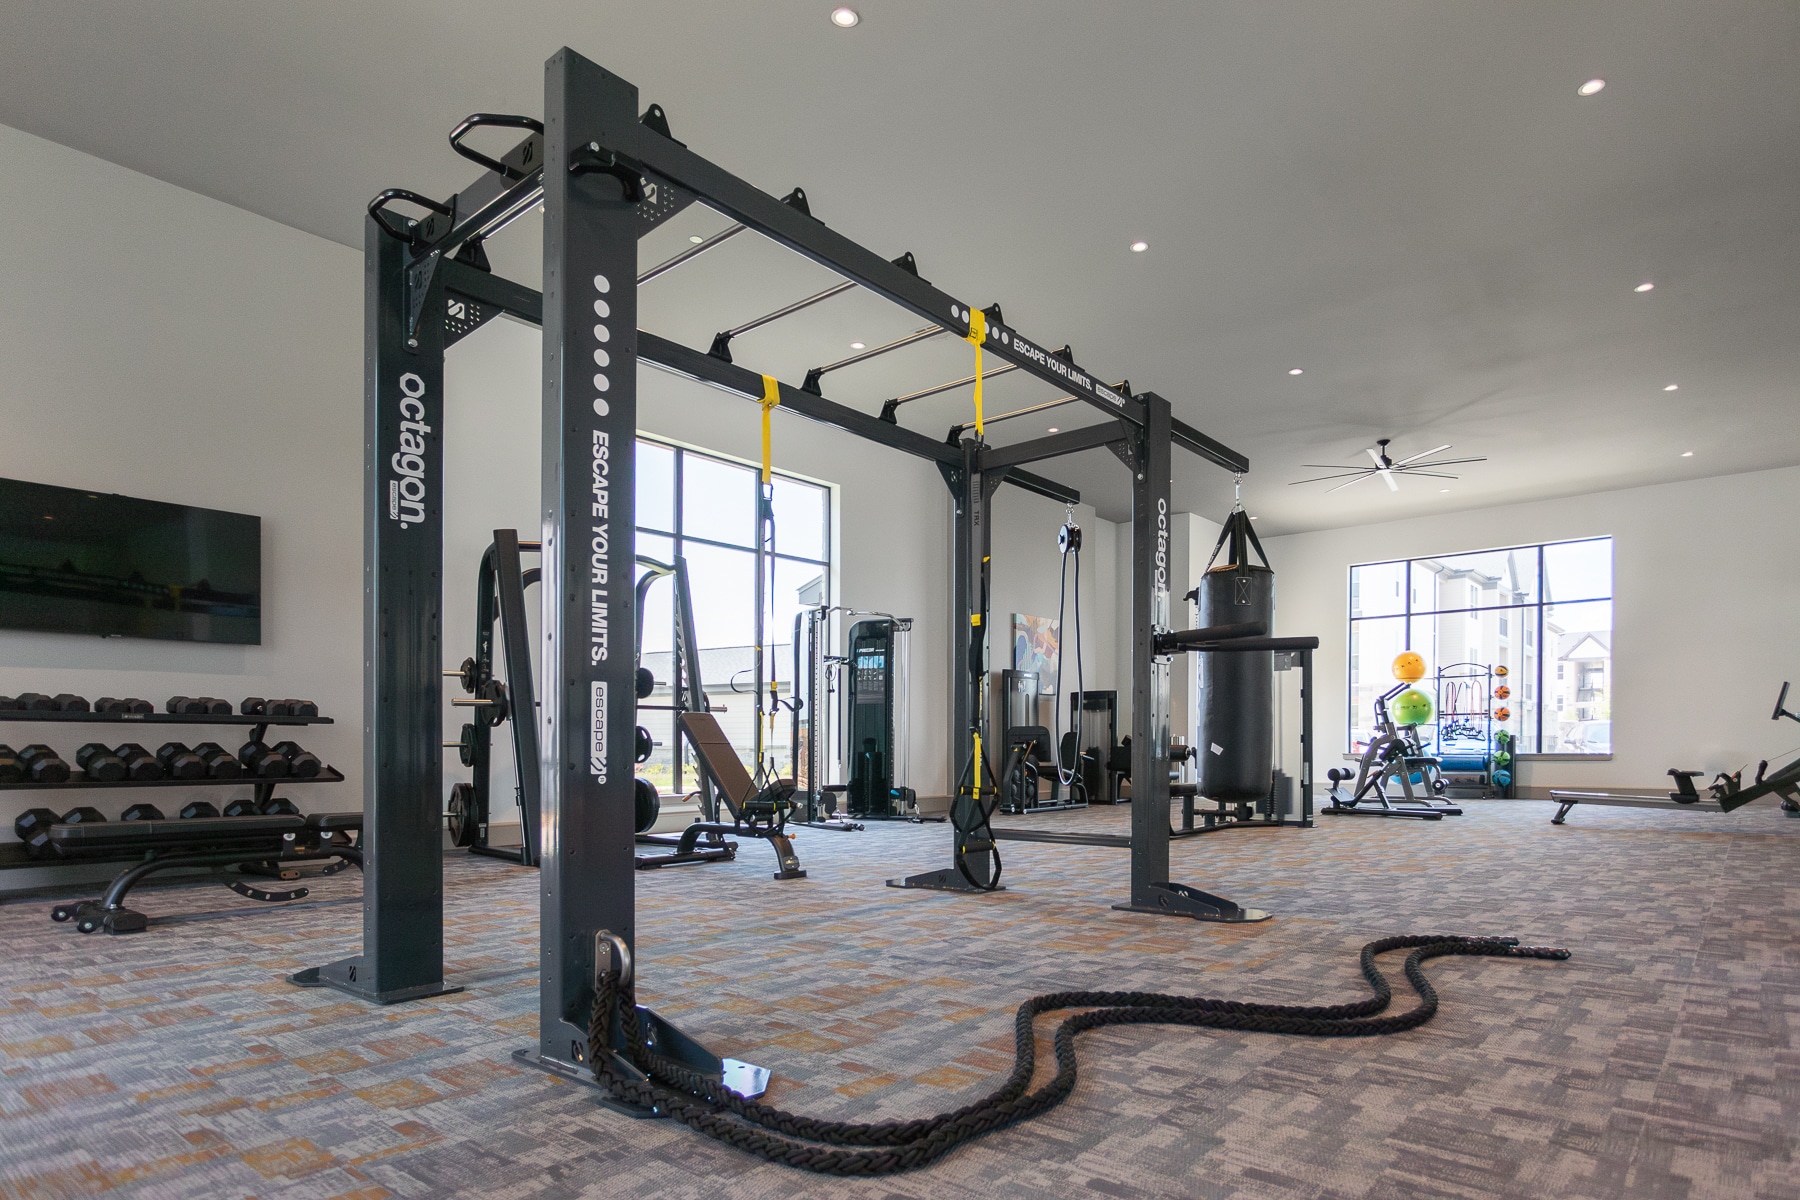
[[289, 212, 462, 1003]]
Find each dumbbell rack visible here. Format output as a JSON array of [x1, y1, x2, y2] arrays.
[[1, 712, 338, 869]]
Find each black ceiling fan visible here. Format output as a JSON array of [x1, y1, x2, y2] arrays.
[[1289, 438, 1486, 493]]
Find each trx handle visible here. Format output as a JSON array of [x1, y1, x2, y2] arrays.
[[449, 113, 546, 180]]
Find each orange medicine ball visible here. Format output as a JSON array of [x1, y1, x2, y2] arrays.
[[1391, 651, 1427, 683]]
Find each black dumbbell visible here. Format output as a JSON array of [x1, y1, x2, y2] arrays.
[[111, 743, 163, 781], [14, 807, 59, 857], [166, 696, 207, 715], [289, 700, 319, 718], [60, 806, 105, 824], [261, 797, 300, 816], [201, 697, 233, 715], [76, 743, 128, 782], [16, 693, 57, 712], [270, 741, 322, 779], [18, 745, 71, 783], [240, 697, 266, 715], [0, 744, 22, 783], [237, 740, 290, 778], [223, 797, 260, 817], [121, 803, 166, 822], [0, 696, 18, 711], [191, 742, 243, 779], [155, 742, 208, 780], [52, 694, 90, 713], [97, 697, 153, 715], [179, 800, 220, 819]]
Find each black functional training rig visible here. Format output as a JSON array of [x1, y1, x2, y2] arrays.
[[293, 46, 1320, 1084]]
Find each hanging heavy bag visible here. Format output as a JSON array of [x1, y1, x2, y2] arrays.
[[1190, 507, 1274, 800]]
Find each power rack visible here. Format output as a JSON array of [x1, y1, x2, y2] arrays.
[[298, 48, 1267, 1098]]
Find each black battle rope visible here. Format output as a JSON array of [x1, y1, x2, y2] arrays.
[[587, 934, 1571, 1175]]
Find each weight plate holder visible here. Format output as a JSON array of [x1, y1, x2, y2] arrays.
[[511, 931, 769, 1115]]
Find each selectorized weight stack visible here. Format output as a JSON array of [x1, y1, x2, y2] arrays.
[[1191, 507, 1275, 800]]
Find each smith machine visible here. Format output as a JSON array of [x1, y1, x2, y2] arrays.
[[291, 47, 1292, 1086]]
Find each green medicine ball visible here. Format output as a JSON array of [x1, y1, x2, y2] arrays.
[[1391, 688, 1434, 727]]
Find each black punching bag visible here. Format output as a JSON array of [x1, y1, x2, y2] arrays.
[[1192, 508, 1274, 800]]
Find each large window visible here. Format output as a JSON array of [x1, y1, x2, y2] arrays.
[[634, 437, 831, 795], [1348, 538, 1612, 756]]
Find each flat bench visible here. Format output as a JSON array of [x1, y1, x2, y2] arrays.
[[46, 811, 363, 934]]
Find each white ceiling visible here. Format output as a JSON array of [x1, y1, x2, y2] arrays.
[[2, 1, 1795, 528]]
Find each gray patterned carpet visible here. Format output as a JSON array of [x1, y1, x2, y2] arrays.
[[2, 798, 1797, 1199]]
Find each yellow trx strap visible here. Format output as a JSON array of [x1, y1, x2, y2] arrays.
[[965, 309, 987, 438], [972, 731, 983, 803], [759, 375, 781, 483]]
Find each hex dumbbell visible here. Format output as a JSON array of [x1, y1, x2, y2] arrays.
[[121, 803, 166, 822], [191, 742, 244, 779], [270, 741, 322, 779], [13, 808, 60, 857], [237, 741, 290, 778], [76, 743, 128, 782], [0, 744, 23, 783], [155, 742, 208, 780], [17, 745, 71, 783], [111, 743, 163, 781], [179, 801, 221, 820]]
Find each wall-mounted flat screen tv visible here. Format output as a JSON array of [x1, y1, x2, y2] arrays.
[[0, 477, 260, 644]]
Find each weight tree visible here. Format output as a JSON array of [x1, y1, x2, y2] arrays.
[[297, 47, 1278, 1092]]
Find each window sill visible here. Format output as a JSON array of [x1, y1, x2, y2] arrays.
[[1339, 752, 1613, 762]]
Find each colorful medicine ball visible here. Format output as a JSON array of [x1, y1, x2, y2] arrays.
[[1391, 651, 1427, 683]]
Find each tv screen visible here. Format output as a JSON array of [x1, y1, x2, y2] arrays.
[[0, 478, 260, 644]]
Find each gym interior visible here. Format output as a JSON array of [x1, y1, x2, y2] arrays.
[[1, 6, 1796, 1198]]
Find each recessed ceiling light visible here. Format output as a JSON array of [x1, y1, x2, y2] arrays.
[[1578, 78, 1607, 97], [1681, 450, 1694, 457], [1047, 426, 1059, 433], [1249, 516, 1259, 521], [1129, 241, 1148, 253], [849, 341, 866, 350], [688, 235, 704, 244], [1634, 282, 1655, 293], [830, 6, 860, 27], [1288, 368, 1303, 376], [1663, 383, 1678, 391], [1440, 488, 1450, 493]]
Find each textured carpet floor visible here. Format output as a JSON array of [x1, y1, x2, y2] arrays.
[[1, 798, 1797, 1199]]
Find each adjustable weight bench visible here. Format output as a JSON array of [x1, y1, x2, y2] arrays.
[[46, 811, 362, 934], [639, 711, 804, 880]]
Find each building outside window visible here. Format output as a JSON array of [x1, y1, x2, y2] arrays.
[[633, 437, 832, 795], [1347, 537, 1612, 756]]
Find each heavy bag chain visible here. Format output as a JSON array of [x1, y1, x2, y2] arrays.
[[586, 934, 1571, 1176]]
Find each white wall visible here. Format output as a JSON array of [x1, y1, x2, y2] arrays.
[[1263, 466, 1800, 791], [0, 123, 362, 886]]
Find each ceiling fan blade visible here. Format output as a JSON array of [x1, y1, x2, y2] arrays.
[[1399, 470, 1461, 480], [1300, 463, 1363, 469], [1289, 470, 1374, 486], [1379, 469, 1399, 492], [1394, 444, 1451, 466], [1401, 456, 1487, 470], [1326, 473, 1377, 494], [1364, 446, 1387, 469]]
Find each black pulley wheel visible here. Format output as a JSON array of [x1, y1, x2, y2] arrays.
[[634, 777, 661, 834], [447, 783, 478, 847]]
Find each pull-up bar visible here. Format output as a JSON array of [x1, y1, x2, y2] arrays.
[[710, 280, 857, 360], [878, 363, 1021, 423], [802, 325, 947, 392], [946, 393, 1079, 440], [639, 223, 745, 284]]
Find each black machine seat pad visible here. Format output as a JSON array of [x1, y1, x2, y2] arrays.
[[307, 812, 364, 831]]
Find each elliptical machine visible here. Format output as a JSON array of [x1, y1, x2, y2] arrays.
[[1324, 653, 1464, 820]]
